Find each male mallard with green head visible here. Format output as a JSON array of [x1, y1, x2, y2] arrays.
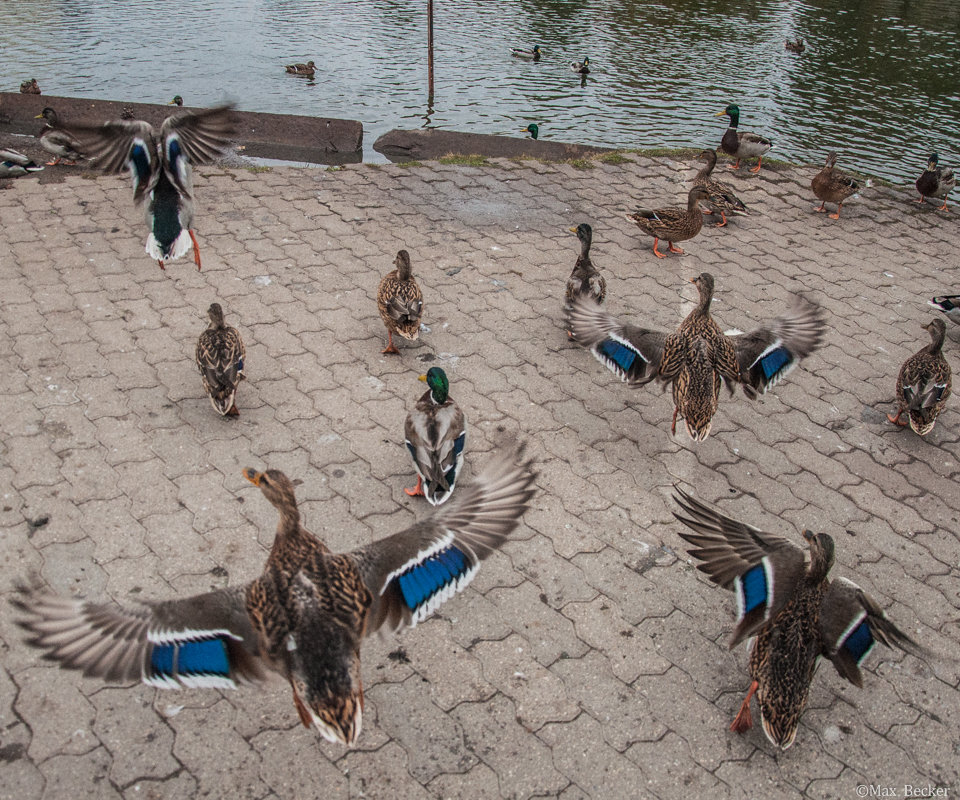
[[716, 104, 772, 173], [35, 107, 83, 166], [915, 153, 955, 210], [673, 487, 922, 750]]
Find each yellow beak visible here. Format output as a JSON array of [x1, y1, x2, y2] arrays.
[[568, 226, 578, 233], [714, 110, 728, 117], [418, 374, 427, 382], [34, 113, 43, 119]]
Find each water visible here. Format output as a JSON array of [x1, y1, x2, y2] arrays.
[[3, 0, 959, 182]]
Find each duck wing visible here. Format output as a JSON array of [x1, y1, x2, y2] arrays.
[[732, 296, 826, 398], [566, 294, 668, 385], [350, 444, 537, 635], [819, 577, 923, 688], [65, 119, 160, 203], [672, 486, 807, 647], [13, 581, 267, 688], [158, 104, 237, 196]]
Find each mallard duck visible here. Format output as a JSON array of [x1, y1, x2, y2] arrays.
[[566, 273, 826, 441], [785, 39, 805, 53], [285, 61, 316, 76], [570, 57, 590, 74], [673, 487, 922, 750], [627, 186, 712, 258], [404, 368, 467, 505], [811, 151, 860, 219], [60, 104, 236, 270], [20, 78, 40, 94], [692, 149, 749, 227], [716, 104, 772, 173], [0, 148, 43, 178], [14, 445, 537, 746], [915, 153, 955, 210], [887, 318, 952, 435], [34, 108, 83, 166], [929, 295, 960, 326], [377, 249, 424, 354], [511, 46, 543, 61], [169, 95, 184, 107], [522, 123, 539, 140], [196, 303, 246, 417], [565, 223, 606, 307]]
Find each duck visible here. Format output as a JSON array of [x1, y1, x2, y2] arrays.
[[522, 123, 539, 140], [511, 46, 543, 61], [716, 104, 772, 173], [20, 78, 41, 94], [887, 318, 951, 436], [285, 61, 316, 76], [169, 95, 184, 107], [14, 446, 537, 746], [627, 186, 712, 258], [692, 149, 749, 227], [915, 153, 955, 211], [672, 487, 922, 750], [0, 148, 44, 178], [565, 223, 606, 308], [377, 249, 424, 354], [34, 107, 83, 166], [404, 368, 467, 506], [196, 303, 246, 417], [811, 151, 860, 219], [566, 273, 826, 441], [58, 103, 236, 270], [785, 39, 805, 53], [570, 57, 590, 74], [929, 295, 960, 326]]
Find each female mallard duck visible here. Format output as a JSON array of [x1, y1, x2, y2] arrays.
[[785, 38, 805, 53], [673, 487, 922, 750], [14, 446, 537, 746], [570, 57, 590, 74], [20, 78, 41, 94], [627, 186, 712, 258], [929, 295, 960, 326], [377, 249, 424, 354], [60, 103, 236, 270], [0, 148, 43, 178], [692, 149, 749, 227], [915, 153, 955, 210], [887, 318, 951, 435], [404, 368, 467, 505], [522, 123, 539, 140], [566, 273, 826, 441], [811, 151, 860, 219], [34, 108, 83, 166], [196, 302, 246, 417], [565, 223, 606, 307], [716, 104, 772, 173], [285, 61, 316, 76], [511, 46, 543, 61]]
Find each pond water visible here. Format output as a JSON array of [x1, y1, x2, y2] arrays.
[[2, 0, 959, 182]]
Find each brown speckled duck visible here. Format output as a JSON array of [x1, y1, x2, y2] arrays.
[[285, 61, 316, 76], [915, 153, 955, 210], [14, 446, 537, 746], [673, 487, 922, 750], [567, 273, 826, 441], [377, 249, 424, 354], [627, 186, 711, 258], [692, 149, 749, 227], [811, 152, 860, 219], [887, 318, 951, 435], [196, 303, 246, 416]]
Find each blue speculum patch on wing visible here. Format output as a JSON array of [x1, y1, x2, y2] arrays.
[[739, 563, 769, 616], [398, 547, 468, 610], [841, 619, 874, 664], [761, 347, 791, 381], [598, 339, 636, 371], [150, 637, 231, 679]]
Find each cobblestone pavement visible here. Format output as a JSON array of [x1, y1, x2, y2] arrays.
[[1, 152, 958, 800]]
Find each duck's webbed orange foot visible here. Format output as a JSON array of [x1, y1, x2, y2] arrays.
[[404, 476, 425, 497], [667, 242, 685, 254], [189, 229, 202, 270], [714, 212, 728, 228], [814, 202, 826, 213], [887, 409, 907, 426], [730, 680, 758, 734], [652, 238, 667, 259], [749, 158, 763, 173], [381, 330, 400, 355]]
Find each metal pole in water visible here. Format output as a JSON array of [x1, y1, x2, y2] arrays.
[[427, 0, 434, 102]]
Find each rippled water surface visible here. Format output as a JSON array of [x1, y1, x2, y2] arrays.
[[3, 0, 959, 181]]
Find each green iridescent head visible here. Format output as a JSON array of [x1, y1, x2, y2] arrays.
[[523, 123, 539, 139], [419, 367, 450, 403]]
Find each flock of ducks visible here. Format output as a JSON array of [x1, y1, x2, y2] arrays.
[[3, 85, 955, 757]]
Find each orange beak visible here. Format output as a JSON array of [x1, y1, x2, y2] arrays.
[[243, 467, 262, 486]]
